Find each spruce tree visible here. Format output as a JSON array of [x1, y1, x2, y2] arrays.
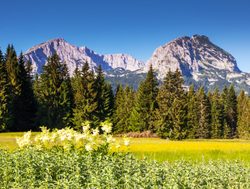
[[12, 54, 37, 131], [36, 53, 73, 129], [71, 63, 98, 129], [186, 85, 199, 138], [129, 65, 158, 132], [155, 69, 187, 139], [94, 65, 114, 124], [196, 87, 211, 138], [5, 45, 21, 131], [237, 91, 250, 139], [210, 88, 224, 138], [113, 85, 134, 133], [0, 50, 10, 131], [222, 85, 238, 138]]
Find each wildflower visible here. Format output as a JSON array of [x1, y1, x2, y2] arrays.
[[16, 131, 32, 148], [123, 138, 130, 146], [85, 143, 93, 152], [101, 121, 112, 133], [106, 135, 115, 143], [92, 128, 99, 136], [82, 121, 90, 132]]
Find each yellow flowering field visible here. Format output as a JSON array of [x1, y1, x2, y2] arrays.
[[115, 138, 250, 162], [0, 133, 250, 162]]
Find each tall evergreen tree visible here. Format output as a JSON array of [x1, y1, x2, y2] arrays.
[[155, 69, 187, 139], [5, 45, 21, 131], [186, 85, 199, 138], [210, 88, 224, 138], [71, 63, 98, 129], [35, 53, 73, 129], [237, 90, 250, 139], [129, 65, 158, 132], [13, 54, 37, 130], [113, 85, 134, 133], [94, 65, 114, 124], [196, 87, 211, 138], [222, 85, 238, 138], [0, 50, 10, 131]]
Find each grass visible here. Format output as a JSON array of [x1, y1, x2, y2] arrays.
[[1, 132, 250, 162], [116, 138, 250, 162]]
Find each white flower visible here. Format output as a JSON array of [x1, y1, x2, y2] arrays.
[[101, 122, 112, 133], [74, 133, 83, 142], [106, 135, 115, 143], [16, 131, 32, 148], [123, 138, 130, 146], [92, 128, 99, 136], [40, 134, 50, 143], [82, 121, 90, 132], [85, 143, 93, 151]]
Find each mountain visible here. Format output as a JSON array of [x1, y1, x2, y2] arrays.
[[146, 35, 250, 93], [24, 36, 250, 93], [24, 38, 144, 76]]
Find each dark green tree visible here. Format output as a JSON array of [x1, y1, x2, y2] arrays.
[[210, 88, 224, 138], [196, 87, 211, 138], [237, 91, 250, 139], [5, 45, 21, 131], [186, 85, 199, 138], [129, 65, 158, 132], [35, 53, 73, 129], [0, 50, 10, 131], [71, 63, 98, 129], [155, 69, 187, 139], [113, 85, 134, 133], [221, 85, 238, 138], [13, 54, 37, 131], [94, 65, 114, 124]]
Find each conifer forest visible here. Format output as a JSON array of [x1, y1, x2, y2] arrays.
[[0, 45, 249, 140]]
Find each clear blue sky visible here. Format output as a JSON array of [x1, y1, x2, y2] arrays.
[[0, 0, 250, 72]]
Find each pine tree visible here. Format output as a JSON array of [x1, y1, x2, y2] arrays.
[[113, 85, 134, 133], [94, 65, 114, 124], [210, 88, 224, 138], [186, 85, 199, 138], [5, 45, 21, 131], [237, 91, 250, 139], [71, 63, 98, 129], [36, 53, 73, 129], [155, 69, 187, 139], [222, 85, 238, 138], [0, 50, 10, 131], [196, 87, 211, 138], [102, 83, 114, 120], [12, 54, 37, 131], [129, 65, 158, 132]]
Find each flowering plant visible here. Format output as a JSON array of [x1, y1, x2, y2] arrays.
[[16, 121, 129, 153]]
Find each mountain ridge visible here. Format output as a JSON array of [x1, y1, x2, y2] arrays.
[[23, 35, 250, 93]]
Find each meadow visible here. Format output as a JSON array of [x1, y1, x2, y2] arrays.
[[1, 132, 250, 162], [0, 131, 249, 188]]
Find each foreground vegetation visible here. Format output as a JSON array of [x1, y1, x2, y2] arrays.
[[1, 148, 249, 189], [0, 126, 249, 188]]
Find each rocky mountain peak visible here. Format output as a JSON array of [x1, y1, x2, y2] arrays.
[[24, 38, 144, 76]]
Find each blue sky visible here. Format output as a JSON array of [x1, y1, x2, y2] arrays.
[[0, 0, 250, 72]]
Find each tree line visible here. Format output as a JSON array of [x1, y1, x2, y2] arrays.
[[0, 45, 249, 139]]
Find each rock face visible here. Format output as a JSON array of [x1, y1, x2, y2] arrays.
[[24, 36, 250, 93], [147, 35, 240, 77], [146, 35, 250, 93], [24, 38, 144, 76]]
